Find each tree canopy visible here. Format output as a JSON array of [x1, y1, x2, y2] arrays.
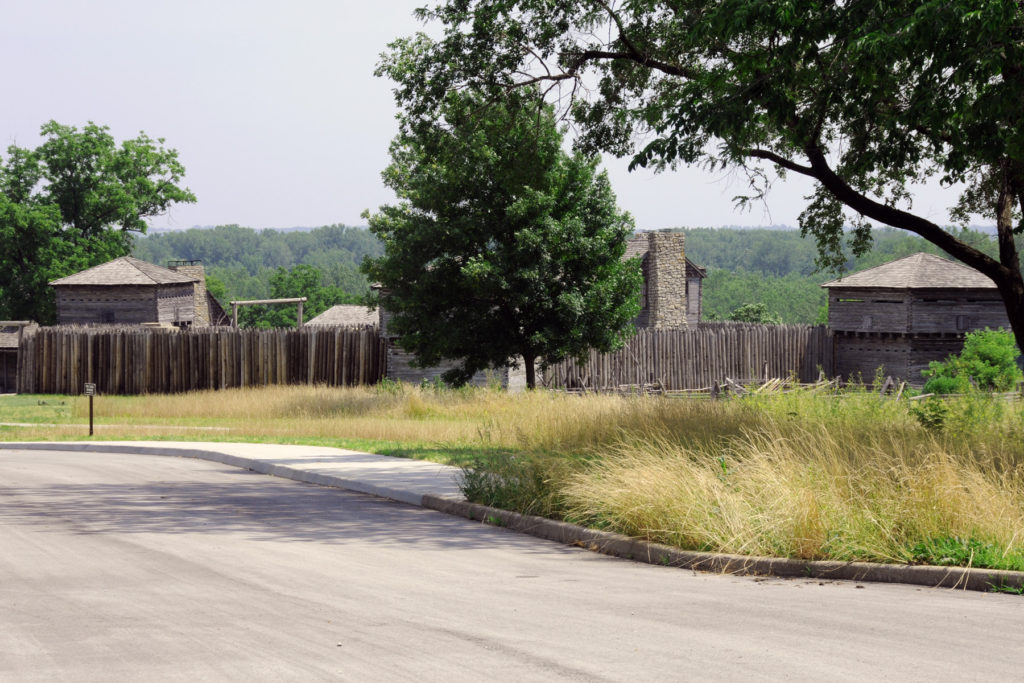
[[0, 121, 195, 322], [362, 87, 641, 388], [390, 0, 1024, 354]]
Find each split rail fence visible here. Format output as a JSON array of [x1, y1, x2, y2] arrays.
[[543, 324, 834, 391], [17, 325, 385, 395]]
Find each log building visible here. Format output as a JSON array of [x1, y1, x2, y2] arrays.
[[822, 252, 1011, 384], [50, 257, 228, 327]]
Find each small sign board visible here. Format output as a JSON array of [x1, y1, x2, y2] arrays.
[[83, 383, 96, 396]]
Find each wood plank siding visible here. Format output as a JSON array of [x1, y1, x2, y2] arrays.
[[386, 345, 527, 389]]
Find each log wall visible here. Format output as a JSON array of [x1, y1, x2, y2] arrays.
[[829, 287, 1011, 334], [909, 292, 1010, 333], [16, 325, 384, 395], [56, 286, 155, 325], [543, 324, 834, 390]]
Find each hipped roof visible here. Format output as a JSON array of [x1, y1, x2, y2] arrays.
[[306, 304, 378, 326], [821, 252, 997, 290], [50, 257, 198, 287]]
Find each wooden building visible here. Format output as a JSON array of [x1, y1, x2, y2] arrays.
[[50, 257, 228, 327], [822, 252, 1010, 384], [0, 322, 36, 393]]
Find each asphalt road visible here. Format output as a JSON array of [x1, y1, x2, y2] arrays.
[[0, 449, 1021, 682]]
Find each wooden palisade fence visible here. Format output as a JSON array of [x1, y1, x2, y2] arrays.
[[543, 324, 834, 391], [17, 325, 385, 395]]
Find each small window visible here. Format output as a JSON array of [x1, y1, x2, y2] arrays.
[[956, 315, 970, 331], [101, 311, 115, 324]]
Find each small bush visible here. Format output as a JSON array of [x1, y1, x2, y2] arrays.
[[459, 452, 577, 518], [909, 398, 948, 431], [923, 328, 1023, 394]]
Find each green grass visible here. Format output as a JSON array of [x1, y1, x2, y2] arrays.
[[0, 395, 75, 425]]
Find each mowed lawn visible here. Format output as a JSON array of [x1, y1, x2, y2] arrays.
[[3, 383, 1024, 573]]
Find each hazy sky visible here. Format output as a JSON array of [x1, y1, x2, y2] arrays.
[[1, 0, 961, 231]]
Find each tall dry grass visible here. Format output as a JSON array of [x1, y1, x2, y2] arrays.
[[561, 422, 1024, 567], [6, 382, 1024, 568]]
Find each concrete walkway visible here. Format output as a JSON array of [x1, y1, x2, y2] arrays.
[[0, 441, 464, 507]]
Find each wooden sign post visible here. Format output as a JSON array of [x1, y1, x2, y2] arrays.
[[83, 383, 96, 436]]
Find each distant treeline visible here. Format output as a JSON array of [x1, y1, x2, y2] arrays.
[[683, 226, 1014, 324], [132, 224, 383, 326], [131, 223, 1015, 327]]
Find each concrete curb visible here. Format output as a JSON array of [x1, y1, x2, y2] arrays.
[[5, 441, 1022, 593], [421, 496, 1024, 593]]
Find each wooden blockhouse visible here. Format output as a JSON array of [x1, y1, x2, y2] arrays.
[[822, 252, 1010, 384], [50, 257, 228, 327]]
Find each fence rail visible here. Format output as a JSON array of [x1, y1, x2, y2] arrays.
[[17, 325, 385, 395], [542, 324, 834, 390]]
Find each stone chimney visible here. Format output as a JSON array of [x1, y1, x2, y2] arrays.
[[645, 231, 688, 329], [168, 260, 210, 326]]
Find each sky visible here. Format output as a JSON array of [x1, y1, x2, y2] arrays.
[[1, 0, 963, 232]]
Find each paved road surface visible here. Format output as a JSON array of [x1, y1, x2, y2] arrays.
[[0, 449, 1021, 681]]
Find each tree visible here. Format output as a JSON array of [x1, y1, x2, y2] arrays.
[[0, 121, 195, 321], [361, 88, 641, 388], [387, 2, 1024, 358], [239, 264, 360, 328], [727, 303, 782, 326]]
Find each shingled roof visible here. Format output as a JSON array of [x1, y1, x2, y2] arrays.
[[49, 257, 198, 287], [0, 323, 37, 350], [821, 252, 997, 290], [306, 304, 378, 326]]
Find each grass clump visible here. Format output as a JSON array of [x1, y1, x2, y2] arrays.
[[558, 423, 1024, 570]]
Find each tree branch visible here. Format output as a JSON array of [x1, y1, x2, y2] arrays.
[[743, 149, 815, 177], [801, 144, 1007, 281]]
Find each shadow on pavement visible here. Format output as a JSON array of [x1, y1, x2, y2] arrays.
[[0, 466, 579, 555]]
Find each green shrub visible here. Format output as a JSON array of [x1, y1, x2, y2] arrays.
[[459, 452, 576, 518], [909, 397, 949, 431], [923, 328, 1023, 394], [727, 303, 782, 325]]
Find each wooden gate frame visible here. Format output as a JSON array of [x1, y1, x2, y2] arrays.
[[228, 297, 307, 328]]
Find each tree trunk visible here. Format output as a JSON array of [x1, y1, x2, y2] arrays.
[[996, 275, 1024, 359], [993, 165, 1024, 359], [524, 353, 536, 390]]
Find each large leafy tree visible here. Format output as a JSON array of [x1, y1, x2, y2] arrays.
[[0, 121, 195, 322], [389, 1, 1024, 354], [362, 87, 641, 388]]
